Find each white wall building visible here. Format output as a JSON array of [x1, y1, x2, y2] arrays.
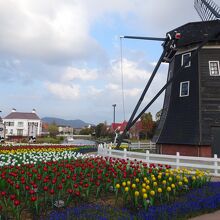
[[3, 109, 42, 137]]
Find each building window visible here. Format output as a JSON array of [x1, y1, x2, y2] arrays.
[[6, 122, 14, 126], [181, 53, 191, 67], [17, 129, 23, 136], [209, 61, 220, 76], [180, 81, 190, 97], [17, 122, 24, 127]]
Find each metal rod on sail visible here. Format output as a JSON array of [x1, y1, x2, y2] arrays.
[[116, 43, 167, 147], [121, 36, 166, 41]]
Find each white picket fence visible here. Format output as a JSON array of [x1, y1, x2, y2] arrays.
[[129, 141, 156, 151], [98, 144, 220, 177]]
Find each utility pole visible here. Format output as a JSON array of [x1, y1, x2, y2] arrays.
[[112, 104, 116, 123]]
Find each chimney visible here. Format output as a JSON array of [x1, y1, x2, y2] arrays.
[[32, 109, 36, 113], [12, 108, 16, 112]]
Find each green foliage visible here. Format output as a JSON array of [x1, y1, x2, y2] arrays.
[[36, 136, 63, 144], [140, 112, 156, 139], [95, 122, 111, 138], [48, 122, 59, 137], [79, 127, 94, 135]]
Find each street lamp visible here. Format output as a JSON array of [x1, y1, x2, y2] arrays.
[[112, 104, 116, 123]]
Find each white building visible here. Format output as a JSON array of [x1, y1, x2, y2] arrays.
[[3, 108, 42, 137]]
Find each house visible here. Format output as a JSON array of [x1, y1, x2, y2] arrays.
[[111, 121, 128, 134], [111, 120, 150, 140], [3, 108, 42, 138], [58, 125, 74, 135]]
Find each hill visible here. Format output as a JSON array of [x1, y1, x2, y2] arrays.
[[41, 117, 91, 128]]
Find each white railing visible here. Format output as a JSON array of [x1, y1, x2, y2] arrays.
[[98, 144, 220, 177], [129, 141, 156, 151]]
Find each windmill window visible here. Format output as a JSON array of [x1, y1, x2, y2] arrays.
[[180, 81, 190, 97], [181, 53, 191, 67], [209, 61, 220, 76]]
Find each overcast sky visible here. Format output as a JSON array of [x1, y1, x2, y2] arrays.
[[0, 0, 219, 124]]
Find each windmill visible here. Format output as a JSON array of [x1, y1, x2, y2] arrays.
[[117, 0, 220, 157]]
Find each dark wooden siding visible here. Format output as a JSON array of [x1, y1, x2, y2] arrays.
[[157, 50, 200, 145], [199, 48, 220, 145]]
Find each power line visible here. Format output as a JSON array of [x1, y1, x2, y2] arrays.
[[120, 37, 126, 121]]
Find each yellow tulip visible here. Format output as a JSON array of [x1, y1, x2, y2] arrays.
[[143, 193, 148, 199], [131, 183, 136, 189], [122, 182, 126, 187], [115, 184, 120, 189], [150, 190, 155, 196], [171, 184, 175, 189], [135, 178, 140, 183], [125, 187, 129, 192], [158, 188, 162, 193], [142, 183, 146, 188], [134, 191, 140, 197], [167, 186, 171, 192]]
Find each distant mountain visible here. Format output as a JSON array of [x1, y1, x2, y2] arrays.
[[41, 117, 92, 128]]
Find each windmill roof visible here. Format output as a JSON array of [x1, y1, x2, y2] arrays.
[[4, 112, 40, 120], [167, 20, 220, 48]]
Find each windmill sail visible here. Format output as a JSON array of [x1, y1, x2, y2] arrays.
[[194, 0, 220, 21]]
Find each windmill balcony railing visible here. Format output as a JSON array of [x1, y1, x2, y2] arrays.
[[98, 144, 220, 177]]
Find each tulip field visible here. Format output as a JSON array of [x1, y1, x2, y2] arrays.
[[0, 144, 215, 220]]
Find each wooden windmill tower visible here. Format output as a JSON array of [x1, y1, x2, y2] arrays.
[[117, 0, 220, 157]]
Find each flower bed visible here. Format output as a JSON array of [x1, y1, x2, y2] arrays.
[[0, 156, 211, 220], [0, 145, 97, 167], [47, 182, 220, 220]]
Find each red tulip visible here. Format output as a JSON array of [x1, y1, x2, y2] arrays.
[[31, 196, 37, 202], [25, 185, 30, 191], [29, 190, 35, 195], [57, 184, 63, 190], [67, 189, 73, 194], [75, 191, 80, 196], [50, 189, 55, 195], [14, 200, 21, 206], [1, 191, 6, 196], [10, 194, 16, 201]]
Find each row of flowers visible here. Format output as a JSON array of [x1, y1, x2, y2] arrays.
[[0, 144, 96, 153], [0, 155, 210, 219], [0, 145, 97, 167], [47, 182, 220, 220]]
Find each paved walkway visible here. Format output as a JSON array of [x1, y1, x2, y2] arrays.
[[189, 209, 220, 220]]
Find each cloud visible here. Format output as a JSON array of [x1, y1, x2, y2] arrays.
[[111, 58, 150, 82], [61, 67, 98, 82], [45, 82, 80, 100], [0, 0, 103, 63]]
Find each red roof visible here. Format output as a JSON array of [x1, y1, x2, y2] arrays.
[[4, 112, 40, 120], [111, 121, 127, 132]]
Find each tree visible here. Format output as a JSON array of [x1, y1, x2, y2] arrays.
[[79, 127, 94, 135], [140, 112, 155, 139], [48, 122, 59, 138], [155, 109, 163, 122], [95, 122, 110, 138]]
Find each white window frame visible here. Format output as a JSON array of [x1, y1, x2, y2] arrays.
[[181, 52, 191, 68], [17, 122, 24, 127], [180, 81, 190, 97], [209, 61, 220, 76]]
